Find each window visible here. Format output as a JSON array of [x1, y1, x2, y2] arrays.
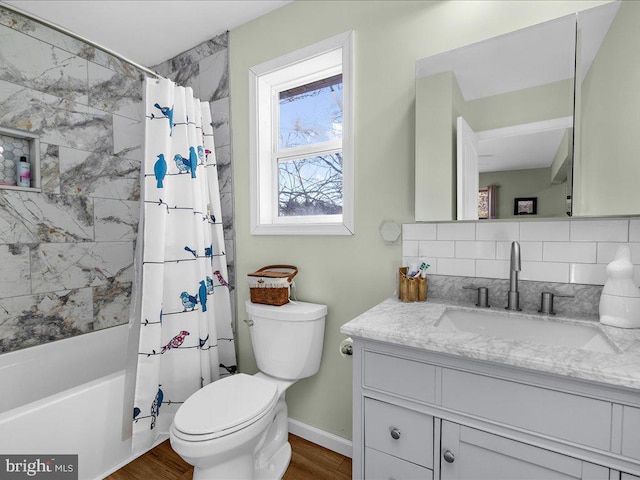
[[249, 32, 354, 235]]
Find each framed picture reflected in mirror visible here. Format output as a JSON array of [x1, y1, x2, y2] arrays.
[[514, 197, 537, 215]]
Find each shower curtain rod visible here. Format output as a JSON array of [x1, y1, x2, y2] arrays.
[[0, 1, 161, 78]]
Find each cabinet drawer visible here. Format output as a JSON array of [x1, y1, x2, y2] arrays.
[[364, 351, 436, 403], [622, 406, 640, 460], [364, 398, 433, 468], [441, 368, 612, 450], [365, 447, 433, 480]]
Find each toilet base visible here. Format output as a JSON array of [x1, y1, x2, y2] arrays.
[[255, 441, 291, 480]]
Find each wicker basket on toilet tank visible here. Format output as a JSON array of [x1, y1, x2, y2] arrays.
[[247, 265, 298, 306]]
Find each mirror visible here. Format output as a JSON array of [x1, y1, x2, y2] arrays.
[[415, 15, 576, 221], [574, 1, 639, 217], [415, 1, 640, 222]]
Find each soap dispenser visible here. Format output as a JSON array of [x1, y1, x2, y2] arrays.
[[599, 245, 640, 328]]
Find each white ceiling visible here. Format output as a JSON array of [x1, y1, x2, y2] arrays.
[[3, 0, 291, 67]]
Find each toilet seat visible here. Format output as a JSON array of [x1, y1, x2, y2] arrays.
[[172, 373, 279, 442]]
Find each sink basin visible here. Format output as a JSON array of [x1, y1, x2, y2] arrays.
[[435, 309, 619, 354]]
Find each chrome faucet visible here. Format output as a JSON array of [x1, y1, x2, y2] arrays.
[[506, 241, 522, 311]]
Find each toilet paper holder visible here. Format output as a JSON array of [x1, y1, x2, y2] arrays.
[[339, 337, 353, 357]]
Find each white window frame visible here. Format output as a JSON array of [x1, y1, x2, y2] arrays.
[[249, 31, 354, 235]]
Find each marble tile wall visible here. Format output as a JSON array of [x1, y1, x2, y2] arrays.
[[154, 32, 236, 326], [0, 6, 143, 353], [403, 218, 640, 317]]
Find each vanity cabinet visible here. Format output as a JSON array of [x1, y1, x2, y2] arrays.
[[440, 421, 608, 480], [352, 339, 640, 480]]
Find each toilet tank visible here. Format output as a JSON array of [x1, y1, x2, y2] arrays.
[[245, 300, 327, 380]]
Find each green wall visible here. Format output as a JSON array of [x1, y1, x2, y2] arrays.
[[229, 0, 610, 442], [464, 79, 574, 132], [575, 1, 640, 216], [480, 167, 568, 219], [416, 71, 462, 221]]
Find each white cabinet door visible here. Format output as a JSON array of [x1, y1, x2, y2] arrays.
[[440, 421, 609, 480], [621, 474, 640, 479]]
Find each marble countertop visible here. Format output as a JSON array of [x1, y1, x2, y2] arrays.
[[340, 297, 640, 390]]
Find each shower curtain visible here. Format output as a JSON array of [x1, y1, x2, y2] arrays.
[[131, 77, 236, 451]]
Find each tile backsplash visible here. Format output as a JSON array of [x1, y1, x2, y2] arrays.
[[403, 218, 640, 286]]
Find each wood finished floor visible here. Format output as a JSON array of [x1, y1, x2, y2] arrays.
[[105, 434, 351, 480]]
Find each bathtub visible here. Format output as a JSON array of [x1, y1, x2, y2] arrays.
[[0, 325, 154, 480]]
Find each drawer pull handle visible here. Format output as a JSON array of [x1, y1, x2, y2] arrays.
[[389, 427, 401, 440], [443, 450, 455, 463]]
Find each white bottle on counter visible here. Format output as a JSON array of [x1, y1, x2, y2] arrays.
[[16, 156, 30, 187], [599, 245, 640, 328]]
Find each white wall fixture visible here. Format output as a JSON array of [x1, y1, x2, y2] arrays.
[[380, 221, 401, 244]]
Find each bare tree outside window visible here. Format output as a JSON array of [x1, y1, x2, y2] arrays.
[[278, 75, 343, 217]]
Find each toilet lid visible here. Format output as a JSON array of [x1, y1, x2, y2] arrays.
[[173, 374, 278, 437]]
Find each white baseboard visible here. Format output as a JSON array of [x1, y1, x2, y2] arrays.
[[288, 418, 352, 458]]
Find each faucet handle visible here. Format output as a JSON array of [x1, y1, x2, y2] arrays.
[[463, 286, 490, 308], [539, 292, 574, 315]]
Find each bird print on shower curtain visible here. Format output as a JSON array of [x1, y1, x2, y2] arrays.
[[131, 78, 237, 452]]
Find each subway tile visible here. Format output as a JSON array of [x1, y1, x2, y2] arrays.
[[437, 223, 475, 241], [403, 223, 436, 241], [497, 241, 542, 261], [519, 220, 570, 242], [476, 221, 519, 241], [419, 240, 454, 258], [476, 259, 510, 279], [455, 241, 495, 260], [543, 242, 597, 263], [597, 243, 640, 265], [570, 219, 628, 242], [630, 219, 640, 242], [570, 263, 608, 285], [402, 256, 422, 270], [402, 240, 419, 257], [521, 261, 569, 283], [436, 258, 475, 277]]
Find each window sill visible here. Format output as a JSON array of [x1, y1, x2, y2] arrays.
[[251, 222, 354, 236]]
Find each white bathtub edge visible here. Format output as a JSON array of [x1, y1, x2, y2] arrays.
[[95, 433, 169, 480]]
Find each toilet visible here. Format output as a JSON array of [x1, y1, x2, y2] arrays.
[[170, 300, 327, 480]]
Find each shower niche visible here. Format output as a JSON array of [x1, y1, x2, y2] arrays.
[[0, 126, 41, 191]]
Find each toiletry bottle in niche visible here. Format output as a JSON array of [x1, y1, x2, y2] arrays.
[[16, 156, 30, 187]]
